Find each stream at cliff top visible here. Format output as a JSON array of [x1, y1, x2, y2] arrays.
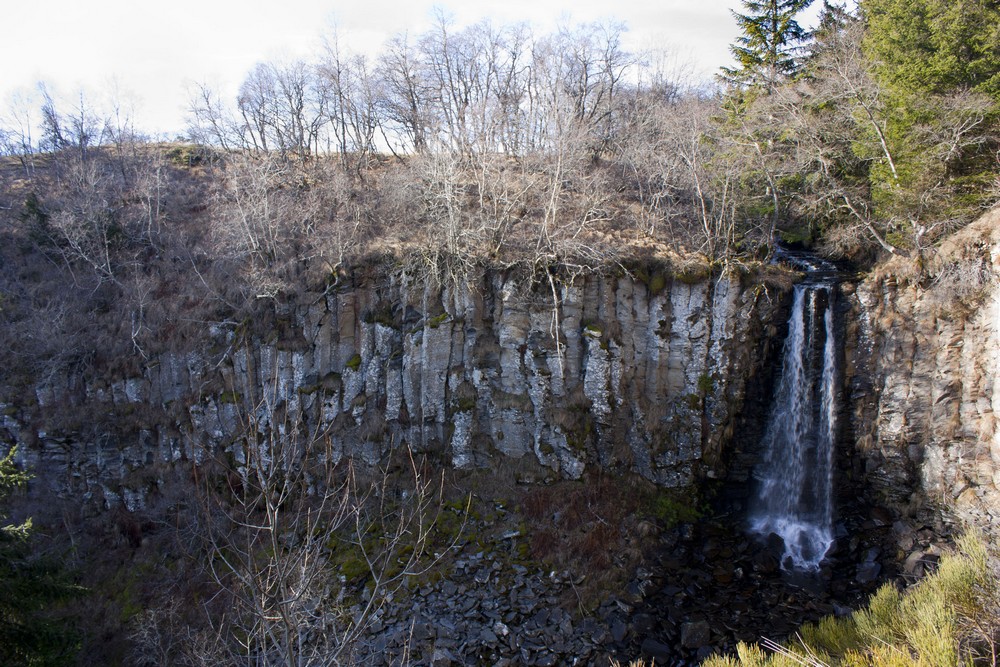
[[749, 249, 839, 571]]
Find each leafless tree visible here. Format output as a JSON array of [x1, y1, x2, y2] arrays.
[[0, 89, 39, 179], [317, 31, 380, 171], [376, 33, 432, 155], [184, 374, 457, 667], [188, 83, 240, 151], [235, 60, 327, 159]]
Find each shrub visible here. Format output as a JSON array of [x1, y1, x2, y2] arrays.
[[702, 530, 999, 667]]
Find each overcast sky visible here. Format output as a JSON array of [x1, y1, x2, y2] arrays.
[[0, 0, 825, 138]]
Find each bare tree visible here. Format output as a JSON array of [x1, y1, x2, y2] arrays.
[[377, 34, 432, 154], [0, 89, 39, 179], [38, 83, 67, 153], [188, 83, 239, 151], [187, 375, 456, 667], [317, 31, 380, 171]]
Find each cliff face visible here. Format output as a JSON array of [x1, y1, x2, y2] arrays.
[[1, 266, 786, 512], [10, 205, 1000, 534], [852, 208, 1000, 527]]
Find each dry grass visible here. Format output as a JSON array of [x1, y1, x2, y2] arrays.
[[518, 473, 694, 607], [702, 530, 1000, 667]]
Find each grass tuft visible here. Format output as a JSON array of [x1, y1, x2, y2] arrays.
[[702, 530, 999, 667]]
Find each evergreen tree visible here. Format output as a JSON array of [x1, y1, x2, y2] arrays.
[[863, 0, 1000, 100], [860, 0, 1000, 246], [721, 0, 816, 90], [0, 448, 81, 666], [807, 1, 851, 58]]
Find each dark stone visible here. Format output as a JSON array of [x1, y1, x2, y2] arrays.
[[632, 613, 656, 634], [696, 645, 718, 661], [856, 561, 881, 585], [479, 628, 498, 646], [870, 506, 893, 527], [765, 532, 786, 555], [681, 620, 712, 649], [430, 647, 456, 666], [752, 549, 780, 574], [534, 653, 558, 667], [713, 566, 735, 584], [412, 621, 434, 642], [640, 638, 673, 662], [903, 549, 927, 577], [611, 618, 628, 643], [833, 603, 853, 617]]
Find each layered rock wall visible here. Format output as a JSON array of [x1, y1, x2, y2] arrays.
[[1, 267, 785, 511], [852, 208, 1000, 528]]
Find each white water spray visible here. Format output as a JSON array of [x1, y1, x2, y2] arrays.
[[749, 255, 838, 571]]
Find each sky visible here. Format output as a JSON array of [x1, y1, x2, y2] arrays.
[[0, 0, 825, 139]]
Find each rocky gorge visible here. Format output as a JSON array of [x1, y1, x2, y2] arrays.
[[3, 208, 1000, 665]]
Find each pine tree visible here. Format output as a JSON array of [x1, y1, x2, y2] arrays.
[[0, 448, 81, 666], [860, 0, 1000, 245], [863, 0, 1000, 100], [721, 0, 816, 90]]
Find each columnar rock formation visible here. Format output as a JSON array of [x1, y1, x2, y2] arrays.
[[1, 267, 785, 511], [851, 208, 1000, 528], [8, 205, 1000, 534]]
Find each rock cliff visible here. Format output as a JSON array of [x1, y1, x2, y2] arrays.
[[852, 208, 1000, 529], [1, 265, 787, 511]]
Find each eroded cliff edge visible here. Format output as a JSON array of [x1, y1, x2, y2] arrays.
[[851, 207, 1000, 529], [0, 264, 788, 512]]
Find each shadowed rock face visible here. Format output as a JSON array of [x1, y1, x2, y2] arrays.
[[2, 267, 786, 511], [850, 207, 1000, 529]]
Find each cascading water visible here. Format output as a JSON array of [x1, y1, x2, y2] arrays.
[[749, 251, 839, 571]]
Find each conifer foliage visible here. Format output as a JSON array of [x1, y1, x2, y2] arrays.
[[721, 0, 816, 89], [0, 448, 80, 666]]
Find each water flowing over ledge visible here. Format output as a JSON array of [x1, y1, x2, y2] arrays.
[[749, 251, 840, 571]]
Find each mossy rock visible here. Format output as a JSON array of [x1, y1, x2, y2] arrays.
[[218, 390, 242, 404], [345, 353, 362, 371], [298, 371, 342, 396], [697, 373, 714, 395], [643, 489, 702, 527], [453, 396, 477, 413], [427, 312, 450, 329], [339, 557, 370, 581], [648, 272, 668, 296], [676, 263, 712, 285], [493, 390, 533, 412], [362, 302, 397, 328], [451, 381, 478, 413]]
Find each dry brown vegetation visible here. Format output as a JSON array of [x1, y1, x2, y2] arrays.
[[520, 473, 700, 608], [0, 107, 755, 397]]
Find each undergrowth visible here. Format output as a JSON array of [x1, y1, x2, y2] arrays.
[[703, 530, 1000, 667], [520, 473, 700, 609]]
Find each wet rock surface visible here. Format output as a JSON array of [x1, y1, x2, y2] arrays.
[[616, 500, 958, 665]]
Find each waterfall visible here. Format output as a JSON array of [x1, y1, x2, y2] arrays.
[[749, 254, 838, 571]]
